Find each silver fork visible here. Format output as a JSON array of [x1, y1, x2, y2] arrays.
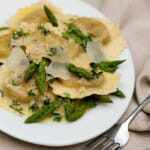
[[83, 96, 150, 150]]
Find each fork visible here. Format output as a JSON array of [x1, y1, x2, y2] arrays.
[[83, 96, 150, 150]]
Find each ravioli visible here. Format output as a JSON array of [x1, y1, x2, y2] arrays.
[[71, 17, 111, 44], [8, 1, 62, 28], [100, 19, 126, 60], [0, 30, 12, 57], [0, 65, 56, 102], [72, 17, 126, 60], [50, 73, 121, 99]]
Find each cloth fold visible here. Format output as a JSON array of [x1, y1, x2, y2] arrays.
[[0, 0, 149, 150]]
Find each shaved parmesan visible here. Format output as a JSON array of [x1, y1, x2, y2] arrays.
[[86, 42, 108, 63], [7, 47, 29, 73], [46, 62, 70, 80], [49, 46, 70, 63]]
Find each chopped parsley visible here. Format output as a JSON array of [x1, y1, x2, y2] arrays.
[[48, 47, 57, 56], [6, 43, 11, 48], [91, 68, 103, 78], [53, 113, 62, 122], [12, 28, 29, 39], [47, 74, 56, 84], [38, 23, 51, 36], [9, 99, 23, 114], [28, 90, 36, 96], [11, 79, 17, 86], [91, 63, 103, 78], [49, 78, 56, 84], [0, 89, 4, 97], [29, 103, 39, 112], [63, 93, 70, 97], [43, 97, 50, 106]]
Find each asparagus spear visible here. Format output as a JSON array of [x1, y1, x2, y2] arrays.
[[67, 98, 95, 122], [63, 23, 92, 49], [0, 27, 9, 31], [91, 60, 126, 73], [62, 32, 84, 47], [94, 95, 113, 103], [36, 59, 46, 94], [68, 23, 90, 40], [0, 89, 4, 97], [67, 64, 94, 79], [25, 63, 37, 82], [67, 101, 88, 122], [44, 5, 58, 27], [64, 98, 75, 119], [66, 94, 113, 122], [111, 89, 126, 98], [25, 97, 63, 123]]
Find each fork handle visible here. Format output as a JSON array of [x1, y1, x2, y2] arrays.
[[123, 96, 150, 126]]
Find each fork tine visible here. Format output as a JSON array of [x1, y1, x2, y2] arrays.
[[93, 137, 112, 150], [115, 146, 122, 150], [85, 135, 107, 149], [104, 142, 119, 150]]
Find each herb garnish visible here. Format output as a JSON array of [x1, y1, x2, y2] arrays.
[[6, 43, 11, 48], [91, 66, 103, 78], [9, 99, 23, 114], [63, 93, 70, 97], [29, 103, 39, 112], [43, 97, 50, 106], [12, 28, 29, 39], [28, 90, 36, 96], [0, 89, 4, 97], [38, 23, 51, 36], [49, 78, 56, 84], [47, 74, 56, 84], [48, 47, 57, 56], [53, 113, 62, 122], [11, 79, 17, 86]]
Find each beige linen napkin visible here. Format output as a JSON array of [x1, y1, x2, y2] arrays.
[[0, 0, 150, 150]]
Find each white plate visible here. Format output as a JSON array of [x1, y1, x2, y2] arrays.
[[0, 0, 135, 147]]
